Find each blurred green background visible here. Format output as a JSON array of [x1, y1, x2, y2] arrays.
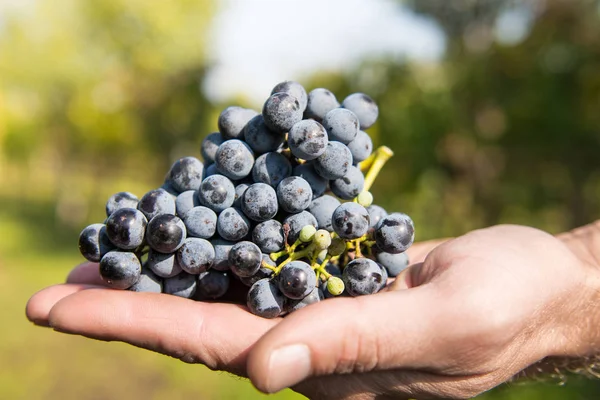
[[2, 0, 600, 398]]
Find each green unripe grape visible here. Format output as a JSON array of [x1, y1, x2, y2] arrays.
[[327, 276, 345, 296], [313, 229, 332, 250], [328, 237, 346, 257], [357, 191, 373, 207], [317, 249, 328, 262], [299, 225, 317, 242]]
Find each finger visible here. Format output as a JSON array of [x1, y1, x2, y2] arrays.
[[26, 284, 104, 327], [66, 262, 105, 286], [385, 262, 424, 291], [247, 288, 446, 393], [48, 289, 279, 376], [405, 238, 449, 264]]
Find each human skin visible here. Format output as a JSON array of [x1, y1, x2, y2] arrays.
[[25, 223, 600, 399]]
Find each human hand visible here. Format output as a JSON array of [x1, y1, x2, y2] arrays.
[[26, 225, 600, 399]]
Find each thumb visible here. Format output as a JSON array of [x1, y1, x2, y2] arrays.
[[246, 287, 443, 394]]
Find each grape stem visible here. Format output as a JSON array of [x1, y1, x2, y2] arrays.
[[363, 146, 394, 191], [274, 243, 316, 274], [261, 260, 278, 272]]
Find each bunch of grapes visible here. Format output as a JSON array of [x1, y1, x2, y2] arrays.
[[78, 81, 415, 318]]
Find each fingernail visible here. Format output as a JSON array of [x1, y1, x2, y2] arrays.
[[265, 344, 311, 393]]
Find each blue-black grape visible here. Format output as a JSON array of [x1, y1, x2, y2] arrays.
[[330, 165, 365, 200], [197, 174, 235, 213], [241, 183, 278, 222], [201, 132, 224, 164], [252, 219, 284, 253], [243, 115, 285, 154], [331, 202, 370, 240], [177, 237, 215, 274], [182, 206, 217, 239], [105, 208, 148, 250], [342, 93, 379, 129], [278, 261, 316, 300], [218, 106, 258, 140], [240, 255, 275, 287], [215, 139, 255, 180], [347, 130, 373, 163], [228, 241, 262, 278], [367, 204, 388, 229], [168, 156, 204, 193], [374, 213, 415, 254], [233, 183, 249, 208], [322, 108, 359, 144], [288, 120, 328, 160], [307, 195, 341, 232], [129, 267, 163, 293], [146, 214, 187, 253], [147, 250, 182, 278], [247, 278, 285, 319], [304, 88, 339, 121], [342, 258, 383, 296], [79, 223, 115, 262], [203, 162, 219, 179], [175, 190, 201, 218], [293, 163, 328, 199], [252, 152, 292, 188], [197, 270, 230, 299], [164, 272, 197, 298], [282, 211, 318, 244], [285, 287, 323, 313], [276, 176, 312, 213], [106, 192, 139, 217], [262, 92, 303, 133], [376, 251, 409, 277], [314, 141, 353, 180], [138, 188, 176, 221], [379, 263, 388, 290], [217, 207, 251, 241], [212, 238, 234, 271], [99, 251, 141, 289], [160, 179, 180, 198], [272, 81, 308, 112]]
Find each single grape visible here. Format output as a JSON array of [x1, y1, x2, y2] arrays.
[[243, 115, 286, 154], [299, 225, 317, 243], [379, 262, 389, 290], [164, 272, 197, 298], [285, 287, 323, 313], [322, 108, 359, 144], [252, 220, 285, 253], [288, 120, 328, 160], [252, 152, 292, 188], [201, 132, 224, 164], [197, 270, 230, 299], [376, 251, 409, 277], [233, 183, 249, 208], [262, 92, 303, 133], [276, 176, 313, 213], [347, 130, 373, 163], [182, 206, 217, 239], [128, 267, 163, 293], [367, 204, 388, 229], [278, 261, 316, 300], [99, 251, 141, 289], [79, 223, 115, 262], [314, 141, 353, 180], [357, 191, 373, 207], [241, 183, 278, 222], [160, 179, 180, 198], [342, 258, 383, 296], [177, 237, 215, 274], [247, 278, 285, 319], [331, 202, 370, 240], [147, 250, 182, 278], [137, 188, 176, 221], [218, 106, 258, 140], [211, 238, 234, 271], [313, 229, 331, 250], [374, 213, 415, 254], [328, 237, 346, 257], [293, 163, 328, 199], [216, 207, 251, 241], [228, 241, 262, 278], [326, 276, 345, 296], [240, 255, 275, 287], [106, 192, 139, 217], [308, 195, 341, 232], [168, 157, 204, 193], [304, 88, 340, 121], [203, 162, 219, 179], [175, 190, 201, 218], [282, 211, 318, 244], [197, 174, 235, 213], [342, 93, 379, 129], [271, 81, 308, 112], [215, 139, 255, 180], [330, 165, 365, 200], [105, 208, 148, 250], [146, 214, 187, 253]]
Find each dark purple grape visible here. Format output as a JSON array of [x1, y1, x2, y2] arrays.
[[217, 207, 251, 241], [168, 157, 204, 193], [252, 220, 284, 253], [314, 141, 353, 180], [293, 163, 328, 199], [241, 183, 278, 222], [218, 106, 258, 140], [146, 214, 186, 253], [304, 88, 339, 121], [347, 130, 373, 163], [164, 272, 197, 298], [105, 208, 148, 250], [367, 204, 388, 229], [197, 174, 235, 213], [278, 261, 316, 300], [147, 250, 182, 278], [322, 108, 359, 144], [201, 132, 224, 164], [374, 213, 415, 254], [99, 251, 141, 289], [262, 92, 303, 133], [282, 211, 318, 244], [233, 183, 249, 208], [197, 270, 230, 299], [228, 241, 262, 278], [182, 206, 217, 239], [215, 139, 255, 180], [271, 81, 308, 112], [129, 267, 162, 293], [177, 238, 215, 274], [276, 176, 312, 213], [342, 258, 383, 296], [247, 278, 285, 319], [288, 120, 328, 160], [307, 195, 341, 232], [376, 251, 409, 277], [212, 238, 234, 271], [137, 188, 176, 221], [330, 165, 365, 200], [252, 152, 292, 188], [240, 255, 275, 287], [79, 223, 115, 262], [106, 192, 139, 217], [285, 287, 323, 313], [175, 190, 201, 218], [331, 202, 370, 240], [244, 115, 285, 154], [342, 93, 379, 129]]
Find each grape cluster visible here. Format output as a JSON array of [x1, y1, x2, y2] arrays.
[[78, 81, 415, 318]]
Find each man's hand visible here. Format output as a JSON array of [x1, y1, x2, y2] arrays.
[[26, 225, 600, 399]]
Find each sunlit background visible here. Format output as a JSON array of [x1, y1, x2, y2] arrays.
[[2, 0, 600, 398]]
